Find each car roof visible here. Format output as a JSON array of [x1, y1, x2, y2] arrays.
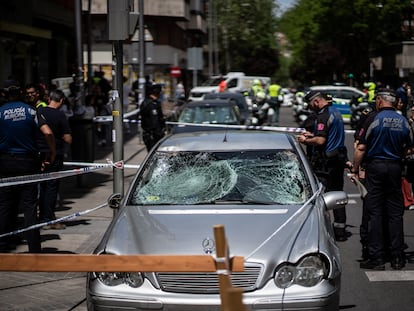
[[204, 92, 248, 109], [310, 85, 364, 93], [158, 130, 295, 152], [204, 91, 245, 100], [184, 99, 238, 107]]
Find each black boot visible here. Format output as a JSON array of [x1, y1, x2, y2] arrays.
[[360, 258, 385, 270], [361, 246, 369, 261], [334, 227, 347, 242]]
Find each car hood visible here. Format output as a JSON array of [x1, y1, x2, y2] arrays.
[[101, 203, 323, 263]]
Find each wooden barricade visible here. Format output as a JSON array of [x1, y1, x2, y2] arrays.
[[0, 224, 246, 311], [214, 224, 248, 311]]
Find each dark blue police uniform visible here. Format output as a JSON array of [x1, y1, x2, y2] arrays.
[[358, 106, 413, 266], [0, 99, 45, 252], [311, 105, 347, 239], [138, 85, 165, 152]]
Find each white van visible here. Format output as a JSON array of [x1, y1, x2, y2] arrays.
[[188, 72, 270, 101]]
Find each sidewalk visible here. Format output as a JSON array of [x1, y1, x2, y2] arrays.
[[0, 125, 148, 311]]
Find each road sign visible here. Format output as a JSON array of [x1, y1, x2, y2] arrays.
[[170, 66, 181, 78]]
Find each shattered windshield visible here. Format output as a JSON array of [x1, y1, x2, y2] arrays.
[[130, 150, 311, 205], [178, 106, 238, 124]]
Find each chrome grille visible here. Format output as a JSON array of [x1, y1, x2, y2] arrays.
[[156, 265, 262, 294]]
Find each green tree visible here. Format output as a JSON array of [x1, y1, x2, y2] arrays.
[[216, 0, 280, 76], [278, 0, 413, 86]]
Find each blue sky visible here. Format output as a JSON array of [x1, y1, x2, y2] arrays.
[[278, 0, 295, 12]]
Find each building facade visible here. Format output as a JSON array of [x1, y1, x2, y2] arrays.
[[0, 0, 208, 97]]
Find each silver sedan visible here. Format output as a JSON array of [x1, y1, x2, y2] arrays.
[[87, 130, 347, 311]]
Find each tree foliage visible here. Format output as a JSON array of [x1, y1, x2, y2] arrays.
[[278, 0, 413, 86], [215, 0, 280, 76]]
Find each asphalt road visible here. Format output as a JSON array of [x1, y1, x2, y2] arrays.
[[1, 105, 414, 310]]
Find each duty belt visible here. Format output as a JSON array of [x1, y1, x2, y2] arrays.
[[325, 149, 340, 158]]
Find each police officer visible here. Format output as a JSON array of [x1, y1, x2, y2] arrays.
[[352, 88, 414, 270], [267, 80, 282, 125], [352, 98, 377, 260], [138, 84, 166, 152], [297, 90, 348, 241], [0, 83, 56, 253]]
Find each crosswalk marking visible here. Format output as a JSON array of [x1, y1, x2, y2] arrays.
[[366, 271, 414, 282]]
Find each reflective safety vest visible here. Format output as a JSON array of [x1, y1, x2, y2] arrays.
[[36, 101, 47, 109], [268, 84, 281, 97]]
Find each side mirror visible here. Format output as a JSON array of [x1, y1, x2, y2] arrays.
[[108, 193, 122, 209], [323, 191, 348, 210]]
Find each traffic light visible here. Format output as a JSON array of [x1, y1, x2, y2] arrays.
[[107, 0, 139, 40]]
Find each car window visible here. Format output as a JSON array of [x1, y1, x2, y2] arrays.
[[201, 77, 221, 86], [178, 106, 238, 124], [130, 150, 311, 205], [227, 78, 238, 88], [340, 90, 361, 100]]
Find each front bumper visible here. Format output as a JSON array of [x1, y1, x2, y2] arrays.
[[87, 278, 340, 311]]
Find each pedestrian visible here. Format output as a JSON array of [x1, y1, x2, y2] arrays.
[[218, 76, 227, 93], [25, 83, 48, 109], [138, 84, 165, 152], [396, 79, 411, 118], [86, 84, 110, 147], [351, 88, 414, 270], [176, 80, 185, 100], [395, 97, 414, 210], [122, 76, 132, 134], [37, 89, 72, 230], [0, 83, 56, 253], [297, 90, 348, 241]]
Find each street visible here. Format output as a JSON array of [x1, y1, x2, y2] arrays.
[[1, 106, 414, 310]]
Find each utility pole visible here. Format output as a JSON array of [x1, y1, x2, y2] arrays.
[[138, 0, 145, 102], [107, 0, 138, 209], [208, 0, 213, 77], [74, 0, 85, 115]]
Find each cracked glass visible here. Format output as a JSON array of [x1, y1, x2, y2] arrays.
[[130, 150, 311, 205]]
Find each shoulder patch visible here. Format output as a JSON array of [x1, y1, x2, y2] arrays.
[[362, 107, 373, 115]]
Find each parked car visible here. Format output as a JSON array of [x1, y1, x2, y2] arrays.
[[86, 130, 348, 311], [204, 91, 252, 124], [309, 85, 365, 123], [171, 99, 245, 133]]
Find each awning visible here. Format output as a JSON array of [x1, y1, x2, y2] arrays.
[[0, 21, 52, 39]]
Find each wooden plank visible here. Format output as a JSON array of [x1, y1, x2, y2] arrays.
[[227, 288, 247, 311], [0, 254, 244, 272], [214, 224, 232, 311]]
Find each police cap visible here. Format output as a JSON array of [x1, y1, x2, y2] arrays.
[[149, 83, 162, 96], [3, 79, 20, 91], [303, 90, 322, 103], [376, 88, 396, 103]]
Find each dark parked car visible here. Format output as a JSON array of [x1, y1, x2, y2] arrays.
[[171, 99, 244, 133], [204, 91, 251, 124], [87, 130, 348, 311]]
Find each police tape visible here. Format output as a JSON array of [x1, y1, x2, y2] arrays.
[[94, 108, 140, 123], [166, 121, 306, 133], [0, 160, 140, 187], [0, 202, 108, 239], [66, 160, 140, 170]]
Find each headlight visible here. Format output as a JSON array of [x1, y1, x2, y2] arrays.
[[274, 255, 328, 289], [96, 272, 144, 288], [96, 272, 125, 286], [125, 272, 145, 288], [93, 253, 145, 288]]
